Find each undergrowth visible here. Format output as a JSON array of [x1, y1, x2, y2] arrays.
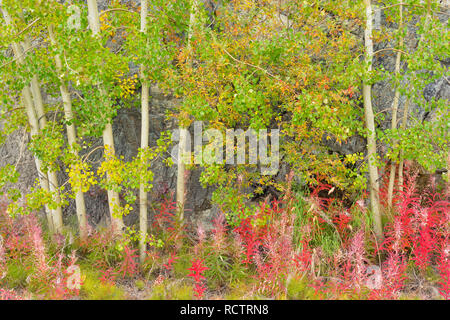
[[0, 170, 448, 300]]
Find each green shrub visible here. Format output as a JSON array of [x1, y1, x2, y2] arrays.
[[173, 253, 194, 278], [2, 261, 30, 288]]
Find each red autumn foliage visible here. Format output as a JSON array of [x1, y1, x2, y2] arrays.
[[163, 252, 179, 271], [187, 259, 209, 299]]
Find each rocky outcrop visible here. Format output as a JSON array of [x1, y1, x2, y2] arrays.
[[0, 0, 448, 229]]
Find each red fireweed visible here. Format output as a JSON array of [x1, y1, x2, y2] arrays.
[[187, 259, 209, 299]]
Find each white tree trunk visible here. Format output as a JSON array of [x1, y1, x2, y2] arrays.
[[29, 75, 64, 233], [176, 128, 188, 221], [102, 123, 125, 232], [48, 25, 88, 238], [139, 0, 149, 263], [363, 0, 383, 240], [21, 87, 54, 232], [23, 36, 64, 234], [177, 0, 199, 222], [387, 2, 404, 210], [1, 6, 55, 232], [397, 98, 410, 192], [87, 0, 125, 233]]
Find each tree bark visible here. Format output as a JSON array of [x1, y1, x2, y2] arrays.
[[21, 87, 54, 232], [397, 98, 410, 191], [24, 36, 64, 234], [48, 24, 88, 238], [139, 0, 149, 263], [177, 0, 199, 222], [0, 6, 55, 232], [363, 0, 383, 240], [176, 128, 189, 221], [387, 2, 404, 210], [87, 0, 125, 233]]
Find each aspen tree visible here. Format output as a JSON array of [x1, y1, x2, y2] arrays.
[[387, 2, 404, 210], [15, 1, 64, 233], [86, 0, 125, 233], [29, 78, 64, 234], [139, 0, 149, 263], [363, 0, 383, 240], [177, 0, 200, 222], [0, 5, 57, 232], [0, 6, 59, 232], [23, 37, 64, 233], [48, 24, 88, 238]]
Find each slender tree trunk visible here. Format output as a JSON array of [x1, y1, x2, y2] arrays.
[[19, 5, 64, 232], [177, 0, 199, 222], [398, 0, 432, 191], [387, 2, 404, 210], [21, 87, 54, 232], [87, 0, 125, 233], [48, 170, 63, 232], [48, 25, 88, 238], [363, 0, 383, 240], [30, 76, 64, 233], [176, 128, 188, 221], [139, 0, 149, 263], [1, 6, 55, 232], [397, 98, 410, 191], [14, 0, 65, 232], [23, 36, 64, 234]]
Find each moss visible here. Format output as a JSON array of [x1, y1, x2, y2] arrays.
[[225, 281, 259, 300], [148, 282, 166, 300], [286, 276, 319, 300], [79, 268, 125, 300], [135, 279, 146, 291], [149, 280, 193, 300], [398, 294, 422, 300], [170, 283, 193, 299]]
